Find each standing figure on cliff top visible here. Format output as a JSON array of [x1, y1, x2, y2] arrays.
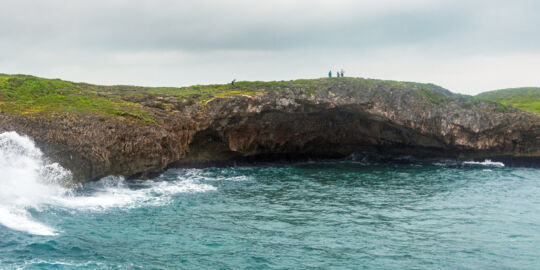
[[328, 70, 332, 78], [231, 79, 236, 87], [340, 69, 345, 77]]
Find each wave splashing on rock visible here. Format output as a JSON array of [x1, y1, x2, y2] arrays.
[[0, 131, 72, 236], [0, 132, 218, 236]]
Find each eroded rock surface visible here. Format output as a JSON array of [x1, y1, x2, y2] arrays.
[[1, 79, 539, 183]]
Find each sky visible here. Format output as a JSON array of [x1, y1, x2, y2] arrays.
[[1, 0, 539, 95]]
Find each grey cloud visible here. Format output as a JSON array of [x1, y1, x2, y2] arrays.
[[0, 0, 526, 53], [1, 0, 540, 93]]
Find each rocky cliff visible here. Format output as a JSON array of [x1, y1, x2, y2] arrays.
[[1, 75, 539, 183]]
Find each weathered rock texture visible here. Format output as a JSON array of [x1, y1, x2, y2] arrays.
[[1, 79, 539, 183]]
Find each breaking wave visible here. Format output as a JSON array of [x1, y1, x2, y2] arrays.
[[0, 132, 215, 236], [53, 175, 216, 211], [0, 132, 71, 235]]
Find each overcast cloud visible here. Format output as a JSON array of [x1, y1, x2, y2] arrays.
[[1, 0, 539, 94]]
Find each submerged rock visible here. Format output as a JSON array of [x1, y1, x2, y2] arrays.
[[1, 77, 539, 183]]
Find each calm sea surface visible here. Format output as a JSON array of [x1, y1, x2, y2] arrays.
[[1, 158, 539, 269]]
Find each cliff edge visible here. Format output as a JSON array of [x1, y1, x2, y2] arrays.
[[1, 74, 539, 183]]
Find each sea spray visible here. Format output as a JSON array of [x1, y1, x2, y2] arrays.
[[0, 132, 217, 235], [0, 131, 72, 235]]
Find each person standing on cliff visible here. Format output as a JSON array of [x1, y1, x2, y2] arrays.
[[231, 79, 236, 87], [340, 69, 345, 77], [328, 70, 332, 78]]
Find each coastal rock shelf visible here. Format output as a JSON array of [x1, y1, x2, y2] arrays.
[[1, 75, 539, 183]]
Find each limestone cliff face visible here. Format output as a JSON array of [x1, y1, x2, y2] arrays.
[[1, 79, 539, 183]]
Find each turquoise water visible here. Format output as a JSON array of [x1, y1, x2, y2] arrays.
[[1, 158, 539, 269]]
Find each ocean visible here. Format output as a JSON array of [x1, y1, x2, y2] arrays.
[[0, 132, 539, 269]]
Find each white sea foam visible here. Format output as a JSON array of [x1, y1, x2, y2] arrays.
[[52, 175, 216, 211], [0, 132, 71, 236], [463, 159, 505, 167], [433, 159, 506, 168], [183, 169, 250, 182], [0, 207, 57, 236], [18, 259, 105, 269], [0, 132, 216, 236]]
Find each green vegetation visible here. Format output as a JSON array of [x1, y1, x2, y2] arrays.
[[0, 74, 155, 122], [412, 84, 450, 104], [0, 73, 492, 121], [0, 74, 301, 120], [329, 77, 453, 103], [105, 82, 260, 101], [475, 87, 540, 114]]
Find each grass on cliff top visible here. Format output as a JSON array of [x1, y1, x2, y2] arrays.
[[0, 74, 156, 122], [475, 87, 540, 114], [0, 73, 468, 120], [0, 74, 280, 120]]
